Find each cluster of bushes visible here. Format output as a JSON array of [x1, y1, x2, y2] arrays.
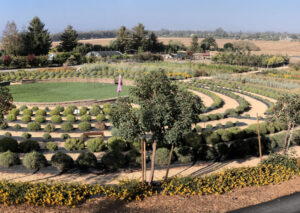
[[0, 154, 298, 206], [0, 52, 86, 69], [212, 52, 289, 68]]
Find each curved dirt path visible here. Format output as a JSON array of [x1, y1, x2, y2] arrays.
[[189, 90, 214, 108], [203, 90, 239, 115]]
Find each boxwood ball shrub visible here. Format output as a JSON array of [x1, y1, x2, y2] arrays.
[[79, 107, 88, 116], [23, 109, 33, 116], [55, 106, 64, 113], [22, 151, 47, 170], [35, 115, 46, 123], [205, 132, 221, 145], [51, 152, 74, 172], [9, 108, 19, 116], [19, 105, 27, 111], [86, 137, 106, 152], [46, 142, 58, 151], [125, 150, 140, 166], [27, 122, 41, 131], [80, 114, 91, 122], [64, 138, 84, 151], [35, 109, 46, 116], [50, 109, 60, 116], [4, 132, 12, 137], [155, 148, 173, 166], [226, 121, 234, 128], [22, 132, 32, 140], [6, 114, 17, 122], [43, 133, 52, 141], [107, 136, 126, 152], [101, 150, 126, 170], [66, 114, 76, 123], [13, 124, 21, 130], [51, 115, 62, 123], [61, 122, 73, 132], [0, 137, 18, 152], [96, 114, 106, 122], [89, 105, 101, 116], [60, 133, 70, 140], [44, 123, 56, 132], [22, 115, 31, 123], [63, 105, 77, 116], [76, 152, 97, 170], [19, 140, 40, 153], [0, 151, 20, 168], [31, 106, 39, 111], [78, 122, 91, 131], [174, 146, 193, 164]]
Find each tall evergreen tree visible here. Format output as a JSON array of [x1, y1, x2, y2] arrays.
[[132, 23, 148, 51], [59, 25, 78, 52], [1, 21, 23, 56], [190, 35, 199, 52], [115, 26, 131, 52], [24, 16, 52, 55]]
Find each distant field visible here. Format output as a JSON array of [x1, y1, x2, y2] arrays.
[[53, 37, 300, 58]]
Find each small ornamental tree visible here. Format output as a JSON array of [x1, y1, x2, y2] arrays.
[[3, 55, 12, 66], [109, 70, 203, 183], [271, 94, 300, 153]]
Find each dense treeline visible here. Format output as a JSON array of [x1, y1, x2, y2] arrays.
[[212, 52, 289, 67], [51, 27, 300, 41]]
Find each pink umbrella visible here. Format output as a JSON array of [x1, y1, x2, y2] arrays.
[[117, 74, 122, 93]]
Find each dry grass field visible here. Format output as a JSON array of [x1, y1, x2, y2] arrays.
[[53, 37, 300, 57]]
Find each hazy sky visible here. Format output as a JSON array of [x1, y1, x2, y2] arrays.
[[1, 0, 300, 34]]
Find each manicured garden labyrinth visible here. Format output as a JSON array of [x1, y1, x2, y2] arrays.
[[9, 82, 131, 102]]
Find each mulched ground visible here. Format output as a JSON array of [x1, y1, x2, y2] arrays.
[[1, 176, 299, 213]]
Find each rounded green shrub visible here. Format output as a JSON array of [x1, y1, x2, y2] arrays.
[[55, 106, 64, 113], [22, 151, 47, 170], [103, 107, 111, 115], [23, 109, 33, 116], [107, 136, 126, 151], [35, 109, 46, 116], [90, 105, 101, 116], [214, 143, 229, 161], [27, 122, 41, 131], [42, 133, 52, 141], [225, 121, 234, 128], [0, 137, 18, 152], [35, 115, 46, 123], [205, 147, 217, 160], [86, 137, 106, 152], [76, 152, 97, 170], [6, 114, 16, 122], [50, 109, 60, 116], [96, 114, 106, 122], [63, 105, 77, 116], [19, 140, 40, 153], [78, 122, 91, 131], [80, 114, 91, 122], [9, 108, 19, 116], [22, 132, 32, 140], [79, 107, 88, 116], [44, 123, 56, 132], [13, 124, 21, 130], [22, 115, 31, 123], [51, 115, 62, 123], [101, 150, 126, 170], [174, 146, 193, 164], [155, 148, 173, 166], [125, 150, 140, 166], [31, 106, 39, 111], [4, 132, 12, 137], [0, 151, 20, 168], [19, 105, 27, 111], [183, 132, 203, 149], [64, 138, 84, 151], [61, 122, 73, 132], [46, 142, 58, 151], [66, 114, 76, 123], [205, 132, 221, 145], [60, 133, 70, 140], [51, 152, 74, 172]]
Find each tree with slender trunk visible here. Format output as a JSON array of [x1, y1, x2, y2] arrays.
[[109, 71, 203, 184], [271, 94, 300, 153], [1, 21, 24, 56]]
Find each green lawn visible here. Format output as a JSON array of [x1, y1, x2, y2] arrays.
[[9, 82, 131, 102]]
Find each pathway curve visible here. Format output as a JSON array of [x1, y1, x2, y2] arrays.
[[189, 89, 214, 108]]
